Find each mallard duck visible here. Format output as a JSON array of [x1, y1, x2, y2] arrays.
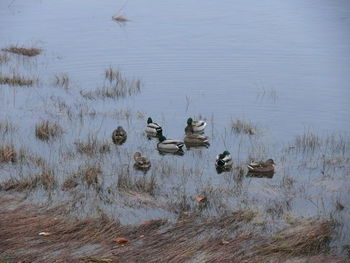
[[133, 152, 151, 170], [247, 159, 275, 173], [185, 117, 207, 134], [215, 151, 232, 169], [112, 126, 127, 145], [184, 134, 210, 148], [157, 135, 184, 154], [145, 117, 162, 136]]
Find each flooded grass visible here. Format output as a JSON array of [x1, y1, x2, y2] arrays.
[[2, 168, 56, 192], [0, 73, 38, 86], [79, 164, 102, 188], [81, 68, 141, 100], [295, 129, 321, 152], [54, 73, 70, 89], [231, 118, 258, 135], [0, 53, 10, 64], [75, 135, 110, 156], [35, 120, 63, 141], [2, 45, 42, 57], [0, 120, 17, 135]]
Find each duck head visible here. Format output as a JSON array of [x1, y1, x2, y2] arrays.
[[158, 135, 166, 142], [147, 117, 153, 124], [266, 159, 275, 165], [187, 118, 193, 126], [134, 152, 142, 160]]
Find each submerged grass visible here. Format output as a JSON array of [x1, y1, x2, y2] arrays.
[[2, 45, 42, 57], [54, 73, 70, 89]]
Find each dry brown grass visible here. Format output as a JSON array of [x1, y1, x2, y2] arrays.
[[0, 73, 38, 86], [117, 170, 158, 196], [75, 135, 110, 156], [112, 15, 130, 23], [80, 164, 102, 187], [255, 220, 334, 260], [35, 120, 63, 141], [0, 145, 17, 163], [2, 45, 42, 56], [2, 168, 56, 192], [62, 178, 79, 191], [0, 199, 344, 263]]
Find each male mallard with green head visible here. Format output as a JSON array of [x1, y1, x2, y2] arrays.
[[185, 117, 207, 134], [134, 152, 151, 170], [215, 151, 232, 169], [112, 126, 127, 145], [145, 117, 162, 137], [247, 159, 275, 173], [157, 134, 184, 154]]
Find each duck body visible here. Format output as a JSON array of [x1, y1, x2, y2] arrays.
[[247, 159, 275, 173], [145, 117, 162, 137], [157, 135, 184, 154], [112, 126, 127, 145], [215, 151, 233, 169], [134, 152, 151, 170], [185, 118, 207, 134], [184, 134, 210, 147]]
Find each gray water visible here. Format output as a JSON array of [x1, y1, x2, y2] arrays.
[[1, 0, 350, 254]]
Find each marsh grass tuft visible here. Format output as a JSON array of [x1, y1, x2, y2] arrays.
[[75, 135, 110, 156], [81, 68, 141, 100], [117, 168, 157, 196], [80, 164, 102, 187], [35, 120, 63, 141], [0, 73, 38, 87], [0, 145, 17, 163], [231, 119, 258, 135], [295, 129, 321, 152], [2, 45, 42, 57], [2, 168, 56, 192]]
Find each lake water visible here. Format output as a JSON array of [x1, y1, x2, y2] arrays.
[[1, 0, 350, 254]]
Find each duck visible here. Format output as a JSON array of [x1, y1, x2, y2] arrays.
[[157, 134, 184, 154], [215, 151, 232, 169], [112, 126, 127, 145], [247, 159, 275, 173], [133, 152, 151, 170], [145, 117, 162, 137], [184, 133, 210, 148], [185, 117, 207, 134]]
